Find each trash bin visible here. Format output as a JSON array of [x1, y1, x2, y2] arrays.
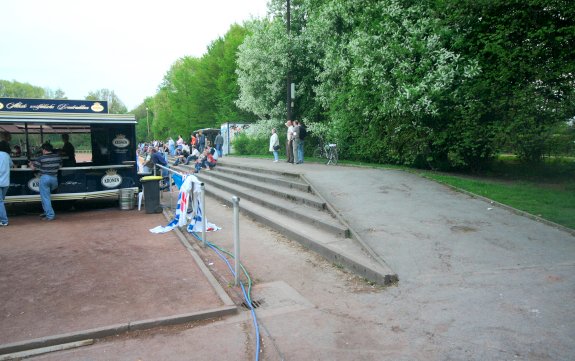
[[140, 175, 163, 214]]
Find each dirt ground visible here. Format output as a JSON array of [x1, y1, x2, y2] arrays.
[[0, 202, 225, 346]]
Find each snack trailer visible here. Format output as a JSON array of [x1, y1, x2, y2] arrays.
[[0, 97, 138, 203]]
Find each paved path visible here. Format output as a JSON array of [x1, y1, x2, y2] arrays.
[[219, 156, 575, 360]]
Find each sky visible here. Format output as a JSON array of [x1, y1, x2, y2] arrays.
[[1, 0, 270, 110]]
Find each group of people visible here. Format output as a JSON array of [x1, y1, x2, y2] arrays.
[[172, 143, 219, 172], [166, 130, 224, 159], [269, 120, 306, 164], [138, 133, 221, 190], [1, 131, 72, 226]]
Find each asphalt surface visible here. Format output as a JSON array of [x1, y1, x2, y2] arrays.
[[1, 156, 573, 360]]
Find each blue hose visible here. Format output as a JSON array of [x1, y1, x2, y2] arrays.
[[192, 233, 261, 361]]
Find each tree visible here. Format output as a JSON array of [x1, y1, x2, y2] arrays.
[[150, 23, 256, 141], [86, 89, 128, 114], [236, 18, 290, 120], [0, 79, 45, 98], [306, 0, 478, 167], [44, 88, 67, 99], [212, 24, 256, 122], [436, 0, 575, 162], [131, 98, 153, 142]]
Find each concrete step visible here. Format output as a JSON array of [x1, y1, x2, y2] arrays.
[[196, 172, 349, 238], [200, 181, 393, 286], [215, 165, 310, 192], [207, 169, 325, 210], [216, 161, 302, 180], [162, 158, 398, 286]]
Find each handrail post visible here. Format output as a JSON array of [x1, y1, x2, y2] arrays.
[[201, 183, 207, 247], [232, 196, 241, 285]]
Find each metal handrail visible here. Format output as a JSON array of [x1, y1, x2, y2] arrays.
[[153, 163, 190, 209]]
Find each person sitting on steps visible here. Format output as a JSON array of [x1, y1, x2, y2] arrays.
[[184, 146, 201, 165]]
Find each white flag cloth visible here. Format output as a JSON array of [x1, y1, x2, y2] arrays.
[[149, 174, 220, 234]]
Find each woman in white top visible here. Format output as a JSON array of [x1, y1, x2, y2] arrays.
[[269, 128, 279, 162]]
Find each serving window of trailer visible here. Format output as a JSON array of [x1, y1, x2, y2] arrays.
[[2, 122, 136, 167], [0, 113, 138, 203]]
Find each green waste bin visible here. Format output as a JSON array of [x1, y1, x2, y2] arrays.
[[140, 175, 163, 214]]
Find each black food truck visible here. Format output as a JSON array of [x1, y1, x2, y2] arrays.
[[0, 97, 138, 204]]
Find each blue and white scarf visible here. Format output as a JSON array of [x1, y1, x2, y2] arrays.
[[149, 174, 220, 234]]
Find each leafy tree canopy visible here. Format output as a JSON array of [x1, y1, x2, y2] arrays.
[[86, 88, 128, 114]]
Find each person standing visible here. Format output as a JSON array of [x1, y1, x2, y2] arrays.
[[151, 147, 169, 190], [142, 146, 153, 174], [0, 131, 11, 152], [198, 130, 206, 153], [297, 120, 306, 164], [0, 142, 13, 226], [269, 128, 279, 162], [30, 143, 62, 221], [285, 120, 294, 163], [214, 132, 224, 157], [176, 135, 184, 151], [189, 133, 197, 150], [168, 137, 175, 156], [292, 120, 300, 164], [60, 134, 76, 167]]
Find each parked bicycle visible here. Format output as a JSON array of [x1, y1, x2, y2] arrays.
[[312, 140, 338, 165]]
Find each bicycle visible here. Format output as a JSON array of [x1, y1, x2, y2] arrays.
[[312, 140, 338, 165]]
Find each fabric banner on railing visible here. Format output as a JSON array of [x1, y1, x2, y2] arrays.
[[149, 174, 220, 234]]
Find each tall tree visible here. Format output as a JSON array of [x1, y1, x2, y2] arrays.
[[0, 80, 45, 98], [436, 0, 575, 162], [86, 89, 128, 114], [44, 88, 67, 99], [151, 23, 256, 141], [306, 0, 478, 166], [236, 18, 290, 120]]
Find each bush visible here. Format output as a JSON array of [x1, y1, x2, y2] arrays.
[[232, 133, 269, 155]]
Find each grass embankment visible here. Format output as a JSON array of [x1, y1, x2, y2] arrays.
[[420, 173, 575, 230], [419, 157, 575, 230]]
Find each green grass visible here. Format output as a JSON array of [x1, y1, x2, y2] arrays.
[[419, 173, 575, 230]]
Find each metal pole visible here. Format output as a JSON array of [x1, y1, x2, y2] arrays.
[[201, 183, 207, 247], [232, 196, 241, 286], [146, 107, 150, 140], [168, 168, 173, 210], [286, 0, 291, 122]]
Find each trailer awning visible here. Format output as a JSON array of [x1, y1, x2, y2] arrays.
[[0, 112, 136, 125]]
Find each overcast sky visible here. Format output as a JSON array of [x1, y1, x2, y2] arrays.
[[1, 0, 270, 110]]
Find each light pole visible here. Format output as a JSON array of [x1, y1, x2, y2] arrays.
[[286, 0, 292, 122], [146, 107, 150, 140]]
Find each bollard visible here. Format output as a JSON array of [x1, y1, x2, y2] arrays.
[[232, 196, 241, 286], [201, 183, 207, 247]]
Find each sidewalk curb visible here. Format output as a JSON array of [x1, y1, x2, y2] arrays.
[[0, 307, 236, 355], [165, 209, 237, 307]]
